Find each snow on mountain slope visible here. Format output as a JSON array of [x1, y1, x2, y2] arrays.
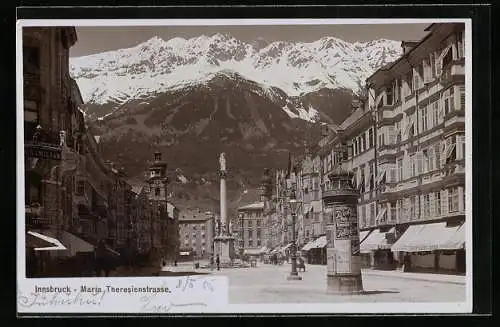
[[70, 34, 402, 106]]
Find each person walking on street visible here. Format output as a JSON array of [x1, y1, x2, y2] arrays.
[[216, 255, 220, 271]]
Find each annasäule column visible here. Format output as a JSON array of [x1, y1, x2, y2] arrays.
[[323, 167, 363, 294], [213, 153, 235, 266]]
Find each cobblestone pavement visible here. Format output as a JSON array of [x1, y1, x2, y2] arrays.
[[210, 263, 466, 304]]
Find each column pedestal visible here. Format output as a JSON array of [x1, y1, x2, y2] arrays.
[[326, 273, 363, 294], [214, 234, 235, 267]]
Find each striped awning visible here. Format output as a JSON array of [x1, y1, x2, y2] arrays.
[[360, 227, 395, 253], [301, 238, 316, 251], [392, 222, 465, 253], [311, 235, 327, 249], [27, 231, 66, 251]]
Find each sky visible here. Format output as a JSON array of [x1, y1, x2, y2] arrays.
[[70, 23, 431, 57]]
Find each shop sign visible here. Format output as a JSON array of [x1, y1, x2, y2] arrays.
[[25, 144, 62, 160]]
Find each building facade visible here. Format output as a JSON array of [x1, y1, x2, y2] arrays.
[[273, 23, 466, 274], [23, 27, 181, 277], [237, 202, 266, 256], [365, 22, 466, 273], [179, 214, 214, 259]]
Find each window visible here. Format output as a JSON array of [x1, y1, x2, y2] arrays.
[[396, 199, 403, 222], [368, 128, 374, 148], [459, 85, 465, 111], [76, 180, 85, 196], [360, 167, 365, 193], [421, 106, 428, 132], [457, 134, 466, 160], [256, 220, 261, 227], [423, 194, 431, 218], [443, 87, 455, 115], [362, 134, 366, 152], [248, 239, 253, 247], [409, 196, 416, 220], [370, 203, 375, 226], [25, 172, 42, 205], [389, 202, 397, 221], [386, 85, 394, 105], [155, 187, 160, 196], [434, 143, 441, 170], [397, 158, 403, 181], [458, 31, 465, 58], [445, 136, 457, 163], [257, 240, 261, 246], [448, 188, 459, 213], [358, 205, 365, 227], [256, 229, 261, 239], [435, 192, 442, 216], [407, 72, 414, 94], [423, 149, 430, 173]]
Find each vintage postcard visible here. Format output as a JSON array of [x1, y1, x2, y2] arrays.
[[17, 17, 472, 314]]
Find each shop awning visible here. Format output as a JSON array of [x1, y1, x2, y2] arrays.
[[391, 222, 465, 253], [280, 243, 293, 253], [27, 231, 66, 251], [26, 232, 54, 249], [359, 230, 371, 244], [244, 248, 262, 255], [259, 246, 270, 254], [59, 231, 95, 256], [307, 235, 327, 250], [301, 238, 317, 251], [441, 223, 465, 250], [105, 246, 121, 257], [360, 227, 395, 253]]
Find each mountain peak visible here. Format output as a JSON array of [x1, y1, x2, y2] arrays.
[[70, 35, 402, 106]]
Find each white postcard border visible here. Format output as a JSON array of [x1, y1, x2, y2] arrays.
[[16, 17, 473, 314]]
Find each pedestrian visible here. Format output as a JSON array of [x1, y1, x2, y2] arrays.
[[216, 255, 220, 271], [210, 255, 214, 271]]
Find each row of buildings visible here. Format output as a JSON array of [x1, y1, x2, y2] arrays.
[[235, 23, 466, 273], [23, 27, 179, 277]]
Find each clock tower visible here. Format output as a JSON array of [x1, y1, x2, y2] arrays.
[[146, 150, 169, 265]]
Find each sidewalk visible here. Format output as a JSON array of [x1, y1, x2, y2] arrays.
[[361, 268, 466, 285]]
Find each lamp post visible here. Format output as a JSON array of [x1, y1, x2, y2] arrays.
[[287, 191, 302, 281], [239, 213, 244, 259]]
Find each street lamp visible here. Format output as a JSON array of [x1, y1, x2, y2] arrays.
[[287, 190, 302, 281], [239, 213, 244, 259]]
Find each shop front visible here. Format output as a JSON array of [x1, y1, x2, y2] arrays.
[[360, 227, 397, 270], [391, 221, 465, 274]]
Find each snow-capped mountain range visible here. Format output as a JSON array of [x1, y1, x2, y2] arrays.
[[70, 33, 402, 109]]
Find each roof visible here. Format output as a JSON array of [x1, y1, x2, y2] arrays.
[[339, 106, 366, 130], [238, 201, 264, 211]]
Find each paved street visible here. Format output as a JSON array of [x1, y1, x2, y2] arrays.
[[207, 263, 465, 304]]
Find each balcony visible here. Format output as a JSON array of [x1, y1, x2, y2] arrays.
[[25, 205, 52, 228], [25, 126, 62, 161]]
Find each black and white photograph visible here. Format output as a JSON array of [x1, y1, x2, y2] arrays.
[[17, 18, 472, 313]]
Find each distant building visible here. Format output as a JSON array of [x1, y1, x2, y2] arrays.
[[178, 213, 214, 259], [237, 202, 266, 256]]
